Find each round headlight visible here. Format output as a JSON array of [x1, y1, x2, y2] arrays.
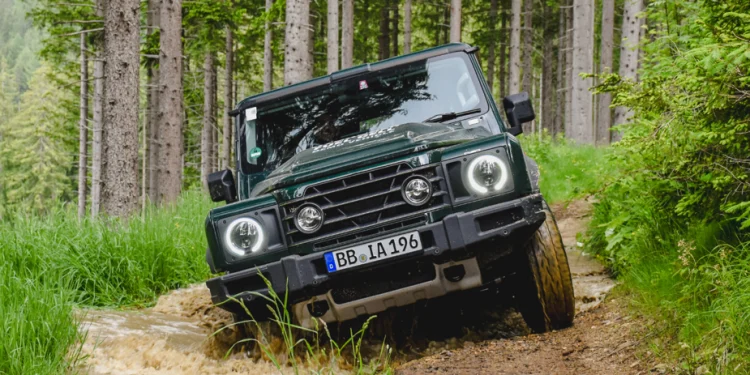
[[464, 154, 509, 195], [402, 176, 432, 206], [295, 204, 324, 234], [225, 218, 266, 256]]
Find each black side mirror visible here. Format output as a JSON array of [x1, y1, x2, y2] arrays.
[[207, 169, 237, 204], [502, 92, 536, 136]]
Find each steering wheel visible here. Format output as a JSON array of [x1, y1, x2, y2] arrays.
[[456, 72, 480, 110]]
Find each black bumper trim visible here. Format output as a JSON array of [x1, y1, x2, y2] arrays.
[[206, 194, 545, 313]]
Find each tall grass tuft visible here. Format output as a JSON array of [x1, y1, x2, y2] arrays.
[[0, 191, 215, 373], [215, 273, 392, 374]]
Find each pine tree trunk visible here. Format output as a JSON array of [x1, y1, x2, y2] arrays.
[[77, 33, 88, 220], [146, 0, 160, 205], [222, 29, 233, 170], [101, 0, 140, 217], [542, 1, 555, 135], [403, 0, 412, 54], [91, 1, 105, 217], [156, 0, 183, 204], [564, 0, 573, 135], [392, 1, 399, 56], [487, 0, 497, 93], [284, 0, 312, 85], [341, 0, 354, 68], [509, 0, 522, 94], [212, 72, 218, 171], [450, 0, 461, 43], [379, 6, 390, 60], [613, 0, 643, 139], [263, 0, 273, 91], [521, 0, 533, 133], [499, 0, 508, 97], [597, 0, 614, 145], [521, 0, 533, 93], [201, 52, 215, 190], [327, 0, 339, 74], [554, 0, 565, 137], [569, 0, 594, 143]]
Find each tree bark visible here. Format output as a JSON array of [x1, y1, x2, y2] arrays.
[[569, 0, 594, 144], [201, 52, 215, 190], [450, 0, 461, 43], [91, 0, 104, 217], [487, 0, 497, 93], [146, 0, 160, 205], [77, 33, 88, 220], [403, 0, 412, 54], [222, 28, 233, 170], [284, 0, 312, 85], [596, 0, 614, 145], [101, 0, 140, 217], [341, 0, 353, 68], [509, 0, 522, 94], [378, 6, 390, 60], [541, 1, 555, 135], [564, 0, 573, 135], [263, 0, 273, 91], [392, 1, 399, 56], [554, 0, 565, 136], [613, 0, 643, 138], [327, 0, 339, 73], [499, 0, 508, 97], [155, 0, 183, 204], [521, 0, 533, 94]]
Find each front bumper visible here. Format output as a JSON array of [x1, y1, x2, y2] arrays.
[[206, 193, 545, 317]]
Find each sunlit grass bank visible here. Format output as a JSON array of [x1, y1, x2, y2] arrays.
[[588, 186, 750, 372], [0, 192, 215, 373], [520, 135, 616, 203]]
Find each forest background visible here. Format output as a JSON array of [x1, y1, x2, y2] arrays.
[[0, 0, 748, 373]]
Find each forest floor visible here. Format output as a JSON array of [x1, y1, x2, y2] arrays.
[[77, 199, 656, 375]]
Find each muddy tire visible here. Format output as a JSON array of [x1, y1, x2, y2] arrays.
[[516, 201, 575, 333]]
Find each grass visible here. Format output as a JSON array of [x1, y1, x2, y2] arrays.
[[519, 135, 616, 203], [216, 273, 392, 374], [586, 162, 750, 373], [0, 191, 215, 374]]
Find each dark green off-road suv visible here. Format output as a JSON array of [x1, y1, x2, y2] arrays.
[[204, 43, 575, 333]]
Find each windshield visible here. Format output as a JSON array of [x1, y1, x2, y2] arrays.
[[240, 53, 489, 174]]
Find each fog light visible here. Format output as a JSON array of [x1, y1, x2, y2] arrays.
[[295, 204, 324, 234], [402, 176, 432, 206]]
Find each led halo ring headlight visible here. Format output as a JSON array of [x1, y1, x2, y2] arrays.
[[464, 154, 509, 195], [225, 217, 266, 257], [401, 175, 432, 206], [294, 203, 325, 234]]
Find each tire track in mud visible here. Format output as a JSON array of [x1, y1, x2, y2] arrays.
[[78, 199, 638, 375]]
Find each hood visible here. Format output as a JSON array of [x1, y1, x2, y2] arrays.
[[250, 122, 491, 196]]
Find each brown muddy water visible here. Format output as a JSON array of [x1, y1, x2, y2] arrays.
[[78, 199, 617, 375]]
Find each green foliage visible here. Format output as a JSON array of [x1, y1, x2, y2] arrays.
[[0, 193, 214, 373], [0, 266, 82, 374], [588, 0, 750, 371], [520, 135, 619, 203]]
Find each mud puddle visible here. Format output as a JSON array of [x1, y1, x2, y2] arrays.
[[78, 198, 623, 374]]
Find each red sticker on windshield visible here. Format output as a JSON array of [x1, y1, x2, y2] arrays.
[[359, 80, 368, 90]]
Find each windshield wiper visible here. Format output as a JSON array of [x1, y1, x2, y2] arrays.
[[423, 108, 481, 123]]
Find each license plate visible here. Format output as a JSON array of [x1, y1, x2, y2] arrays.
[[324, 231, 422, 273]]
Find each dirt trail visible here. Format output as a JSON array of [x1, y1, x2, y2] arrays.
[[78, 199, 641, 375]]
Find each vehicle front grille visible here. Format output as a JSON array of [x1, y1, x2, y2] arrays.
[[280, 162, 448, 248]]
